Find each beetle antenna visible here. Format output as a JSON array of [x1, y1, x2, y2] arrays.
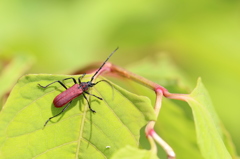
[[90, 47, 119, 82]]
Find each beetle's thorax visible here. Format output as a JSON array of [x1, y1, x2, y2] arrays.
[[78, 81, 95, 91]]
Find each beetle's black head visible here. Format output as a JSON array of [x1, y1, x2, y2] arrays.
[[87, 81, 96, 87]]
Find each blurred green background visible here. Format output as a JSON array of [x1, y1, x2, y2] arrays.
[[0, 0, 239, 156]]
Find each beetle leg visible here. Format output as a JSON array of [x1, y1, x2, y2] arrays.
[[82, 93, 96, 113], [94, 79, 114, 99], [78, 73, 86, 84], [62, 77, 77, 84], [44, 101, 72, 127], [84, 91, 103, 100], [38, 81, 68, 90]]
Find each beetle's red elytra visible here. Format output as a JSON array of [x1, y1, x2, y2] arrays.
[[53, 84, 84, 108]]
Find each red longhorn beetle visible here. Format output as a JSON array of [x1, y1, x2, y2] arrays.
[[39, 47, 118, 127]]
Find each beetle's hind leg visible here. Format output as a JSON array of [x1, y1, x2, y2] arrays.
[[44, 101, 72, 127]]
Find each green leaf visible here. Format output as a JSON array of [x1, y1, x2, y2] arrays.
[[111, 145, 158, 159], [0, 74, 156, 159], [0, 55, 34, 108], [157, 98, 204, 159], [126, 54, 237, 158], [125, 53, 203, 158], [185, 78, 232, 159]]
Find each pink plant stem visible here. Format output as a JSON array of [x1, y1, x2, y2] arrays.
[[150, 129, 176, 159], [145, 89, 176, 159], [88, 62, 189, 158]]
